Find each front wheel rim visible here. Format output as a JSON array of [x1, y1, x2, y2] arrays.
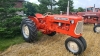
[[22, 24, 29, 38], [95, 27, 100, 33], [67, 41, 79, 53]]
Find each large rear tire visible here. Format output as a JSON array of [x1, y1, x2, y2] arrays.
[[65, 37, 84, 55], [21, 19, 38, 42], [93, 24, 100, 33]]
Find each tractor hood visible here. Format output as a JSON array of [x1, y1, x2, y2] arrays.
[[47, 15, 82, 21]]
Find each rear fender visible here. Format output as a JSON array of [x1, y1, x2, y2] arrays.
[[28, 16, 40, 28]]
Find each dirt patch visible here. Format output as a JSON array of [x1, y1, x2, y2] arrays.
[[1, 25, 100, 56]]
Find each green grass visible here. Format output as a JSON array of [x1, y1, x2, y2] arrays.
[[0, 36, 25, 51], [0, 32, 43, 52]]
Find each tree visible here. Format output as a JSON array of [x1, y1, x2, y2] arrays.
[[57, 0, 74, 12], [77, 7, 84, 12], [0, 0, 22, 38], [38, 4, 48, 14], [24, 2, 39, 16], [73, 9, 78, 12], [52, 7, 60, 14], [38, 0, 57, 12]]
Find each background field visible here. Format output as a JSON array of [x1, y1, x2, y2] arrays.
[[1, 24, 100, 56]]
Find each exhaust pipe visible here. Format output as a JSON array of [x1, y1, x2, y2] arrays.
[[93, 4, 95, 12], [67, 1, 69, 15], [86, 8, 87, 12]]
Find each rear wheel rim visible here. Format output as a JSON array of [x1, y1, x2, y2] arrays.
[[95, 27, 100, 33], [67, 41, 79, 53], [22, 24, 29, 38]]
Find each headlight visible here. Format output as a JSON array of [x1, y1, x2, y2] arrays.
[[70, 20, 74, 24]]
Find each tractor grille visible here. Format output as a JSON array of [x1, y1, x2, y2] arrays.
[[75, 21, 83, 34]]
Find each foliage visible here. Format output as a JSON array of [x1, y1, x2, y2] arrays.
[[77, 7, 84, 12], [57, 0, 74, 12], [38, 4, 48, 14], [24, 2, 39, 16], [24, 0, 74, 14], [72, 9, 77, 12], [0, 0, 22, 38], [52, 7, 60, 14], [0, 32, 42, 51], [38, 0, 57, 12], [0, 36, 24, 51], [0, 16, 22, 38], [38, 0, 74, 14]]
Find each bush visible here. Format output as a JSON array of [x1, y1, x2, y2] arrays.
[[0, 16, 22, 38], [0, 0, 24, 38]]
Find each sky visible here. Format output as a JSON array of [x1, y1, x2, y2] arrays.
[[26, 0, 100, 9]]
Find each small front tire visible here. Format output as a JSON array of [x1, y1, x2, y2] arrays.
[[65, 37, 84, 55], [93, 24, 100, 33], [79, 36, 87, 51]]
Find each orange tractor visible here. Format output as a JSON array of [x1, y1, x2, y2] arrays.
[[77, 6, 100, 25], [21, 1, 86, 55], [21, 13, 87, 55]]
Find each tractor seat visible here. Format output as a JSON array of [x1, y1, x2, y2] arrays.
[[35, 13, 44, 19]]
